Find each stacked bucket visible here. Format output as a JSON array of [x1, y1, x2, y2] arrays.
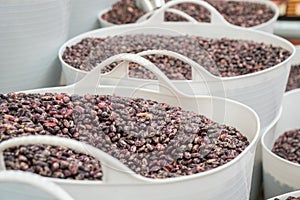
[[0, 0, 299, 199]]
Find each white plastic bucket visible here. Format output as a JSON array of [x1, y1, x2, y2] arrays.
[[0, 170, 74, 200], [0, 0, 71, 93], [69, 0, 118, 38], [98, 0, 279, 33], [0, 53, 260, 200], [268, 190, 300, 200], [262, 89, 300, 199]]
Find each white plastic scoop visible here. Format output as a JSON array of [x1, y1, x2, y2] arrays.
[[135, 0, 165, 12]]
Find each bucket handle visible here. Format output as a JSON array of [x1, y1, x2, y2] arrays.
[[102, 49, 220, 82], [135, 0, 166, 12], [136, 49, 220, 81], [144, 0, 230, 26], [0, 135, 147, 184], [0, 170, 75, 200], [136, 8, 198, 23], [74, 53, 189, 97]]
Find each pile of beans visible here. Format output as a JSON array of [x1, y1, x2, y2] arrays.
[[206, 0, 275, 27], [101, 0, 146, 25], [5, 145, 103, 180], [272, 129, 300, 164], [62, 34, 291, 79], [164, 1, 210, 23], [0, 93, 249, 179], [101, 0, 275, 27], [0, 93, 103, 180], [286, 64, 300, 91]]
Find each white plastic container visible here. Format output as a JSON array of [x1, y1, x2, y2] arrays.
[[262, 89, 300, 199], [0, 170, 74, 200], [268, 190, 300, 200], [0, 0, 71, 93], [69, 0, 118, 38], [98, 0, 279, 33], [0, 53, 260, 200]]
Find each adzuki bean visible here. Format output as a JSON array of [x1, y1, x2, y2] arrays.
[[62, 34, 291, 79], [1, 93, 249, 179]]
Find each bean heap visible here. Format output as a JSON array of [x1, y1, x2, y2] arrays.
[[101, 0, 275, 27], [0, 93, 249, 179], [164, 1, 210, 23], [206, 0, 275, 27], [101, 0, 146, 25], [62, 34, 291, 78], [0, 93, 103, 180], [5, 145, 103, 180], [274, 197, 300, 200], [272, 129, 300, 164], [286, 64, 300, 91]]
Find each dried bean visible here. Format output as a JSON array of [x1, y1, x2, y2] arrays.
[[205, 0, 275, 27], [62, 34, 291, 78], [102, 0, 275, 27], [101, 0, 146, 25], [1, 93, 249, 179], [165, 1, 210, 22], [4, 144, 102, 180], [272, 129, 300, 164]]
